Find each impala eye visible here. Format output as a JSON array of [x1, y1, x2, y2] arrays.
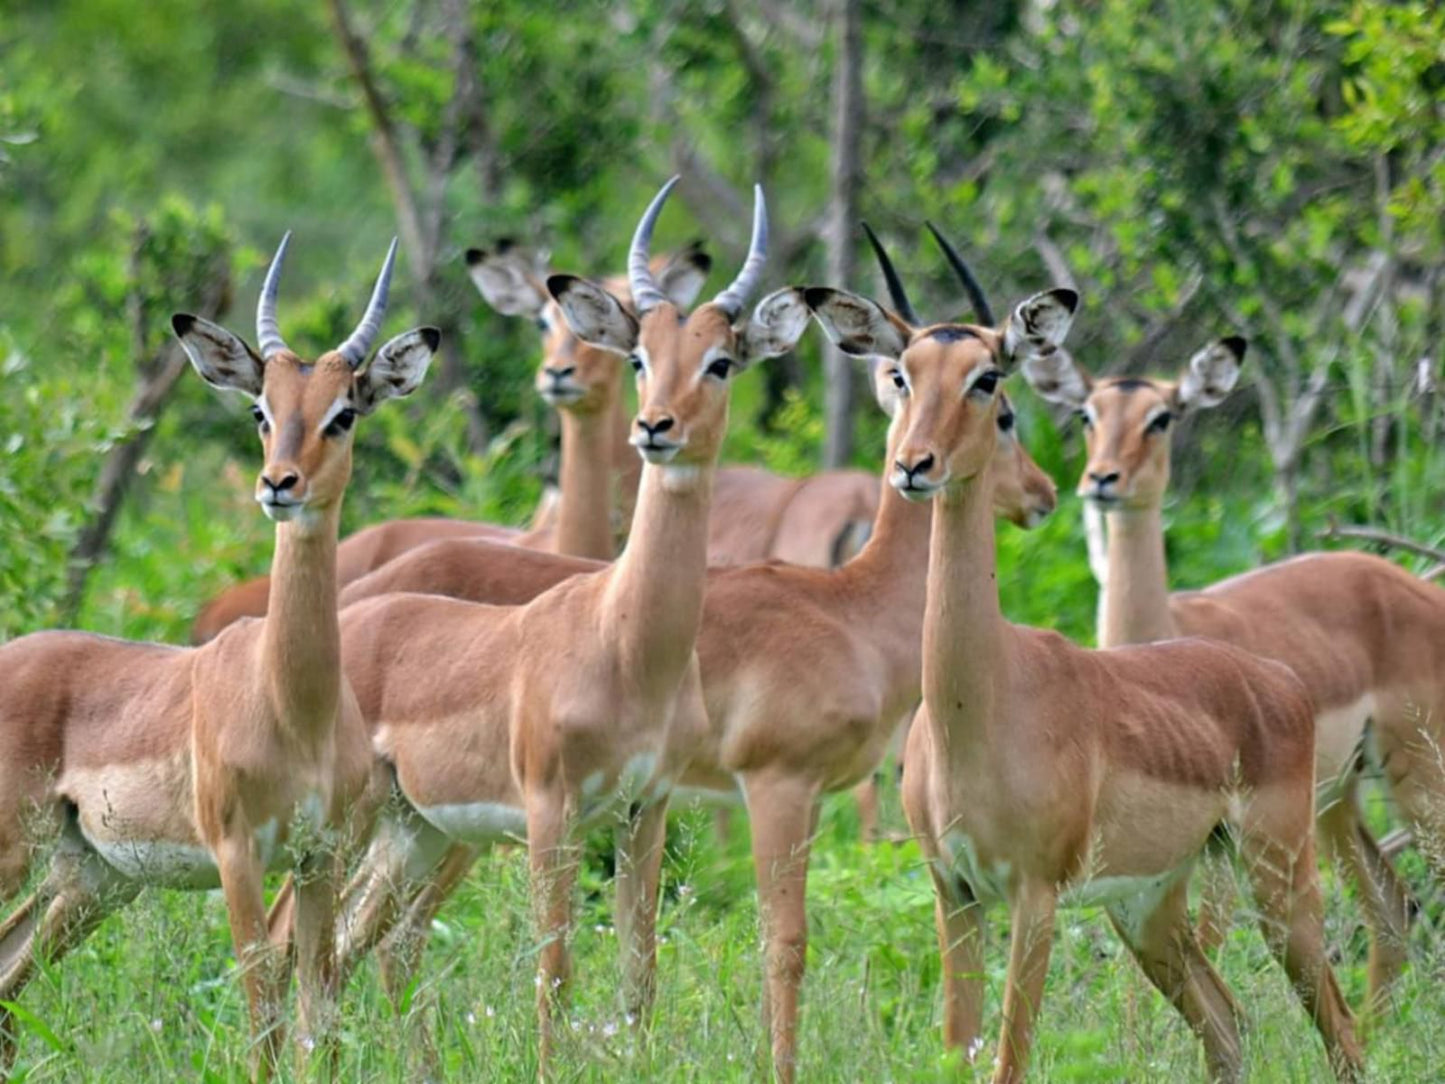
[[1078, 410, 1094, 430], [1146, 411, 1172, 435], [325, 408, 357, 437], [706, 356, 733, 380], [997, 409, 1015, 433], [971, 370, 1001, 397], [889, 369, 907, 391], [534, 316, 549, 332], [628, 354, 644, 374], [251, 405, 269, 432]]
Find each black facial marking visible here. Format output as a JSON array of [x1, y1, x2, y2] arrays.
[[928, 326, 981, 344], [1111, 378, 1155, 393]]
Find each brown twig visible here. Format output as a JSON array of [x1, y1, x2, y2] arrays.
[[1319, 523, 1445, 568]]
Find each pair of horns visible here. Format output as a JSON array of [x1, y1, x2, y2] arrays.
[[860, 221, 996, 328], [628, 176, 768, 319], [256, 232, 399, 368]]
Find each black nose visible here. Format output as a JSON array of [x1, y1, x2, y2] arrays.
[[1088, 470, 1120, 486], [895, 453, 935, 481], [544, 365, 575, 381], [638, 416, 675, 437], [262, 471, 299, 495]]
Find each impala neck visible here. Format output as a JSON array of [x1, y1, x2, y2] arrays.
[[261, 500, 343, 730], [555, 399, 619, 560], [609, 387, 643, 533], [1098, 503, 1176, 648], [922, 471, 1004, 772], [841, 457, 933, 651], [605, 460, 714, 679]]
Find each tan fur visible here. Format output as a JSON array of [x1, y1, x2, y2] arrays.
[[0, 342, 416, 1076], [864, 302, 1362, 1082], [1050, 364, 1441, 999]]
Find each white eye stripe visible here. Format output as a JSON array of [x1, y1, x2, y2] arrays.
[[1143, 405, 1170, 428], [1083, 403, 1100, 427], [962, 366, 1001, 396], [255, 395, 275, 427], [317, 397, 352, 434]]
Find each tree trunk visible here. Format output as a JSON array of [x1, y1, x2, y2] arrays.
[[821, 0, 863, 469]]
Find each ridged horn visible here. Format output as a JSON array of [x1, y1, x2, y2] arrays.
[[628, 177, 680, 315], [925, 221, 996, 328], [255, 231, 292, 360], [712, 184, 769, 318], [861, 221, 919, 326], [337, 238, 399, 368]]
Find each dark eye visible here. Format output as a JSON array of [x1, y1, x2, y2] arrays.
[[706, 357, 732, 380], [534, 316, 549, 332], [628, 354, 644, 374], [1146, 411, 1172, 435], [997, 410, 1015, 433], [1077, 410, 1093, 429], [325, 408, 357, 437], [251, 405, 269, 432], [890, 369, 907, 391], [971, 370, 1001, 397]]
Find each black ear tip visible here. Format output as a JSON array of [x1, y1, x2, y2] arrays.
[[545, 274, 575, 300], [802, 286, 835, 311], [420, 327, 442, 351], [1052, 288, 1080, 314], [171, 313, 196, 336], [694, 251, 714, 272], [1222, 334, 1248, 360], [464, 248, 485, 266], [495, 237, 517, 254]]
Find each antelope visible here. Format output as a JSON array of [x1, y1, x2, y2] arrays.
[[324, 179, 813, 1068], [1021, 343, 1439, 1002], [297, 226, 1055, 1082], [0, 236, 435, 1075], [808, 282, 1364, 1082]]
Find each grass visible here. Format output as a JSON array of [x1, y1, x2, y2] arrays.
[[4, 785, 1443, 1082]]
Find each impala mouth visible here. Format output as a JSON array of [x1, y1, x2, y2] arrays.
[[538, 381, 585, 407], [257, 493, 305, 521], [633, 436, 682, 464], [1080, 485, 1121, 506], [891, 472, 944, 502]]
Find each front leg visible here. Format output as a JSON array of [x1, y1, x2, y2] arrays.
[[927, 864, 986, 1056], [995, 877, 1057, 1084], [216, 832, 286, 1079], [614, 798, 669, 1026], [293, 851, 341, 1074], [527, 787, 579, 1077], [742, 772, 821, 1084]]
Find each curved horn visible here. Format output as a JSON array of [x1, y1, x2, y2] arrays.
[[628, 176, 680, 315], [337, 238, 399, 368], [255, 231, 293, 360], [861, 221, 919, 326], [925, 221, 996, 327], [712, 185, 769, 318]]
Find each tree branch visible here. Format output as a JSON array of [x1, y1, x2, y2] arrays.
[[1319, 523, 1445, 567]]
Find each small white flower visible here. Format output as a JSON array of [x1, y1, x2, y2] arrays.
[[466, 1012, 477, 1026], [150, 1019, 163, 1033], [485, 1005, 496, 1019], [602, 1021, 619, 1038]]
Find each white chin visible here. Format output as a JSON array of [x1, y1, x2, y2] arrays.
[[639, 446, 681, 465], [260, 502, 298, 522]]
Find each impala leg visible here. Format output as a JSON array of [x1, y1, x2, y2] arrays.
[[614, 799, 669, 1028], [993, 878, 1057, 1084], [1194, 851, 1237, 956], [742, 772, 819, 1084], [850, 776, 882, 844], [927, 866, 986, 1056], [217, 833, 287, 1079], [1107, 877, 1244, 1083], [527, 789, 579, 1076], [1317, 791, 1411, 1011], [1241, 804, 1364, 1082], [376, 841, 481, 1003], [292, 850, 342, 1075]]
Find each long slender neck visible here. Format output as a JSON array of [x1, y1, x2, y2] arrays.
[[555, 397, 619, 560], [839, 457, 934, 645], [922, 472, 1004, 773], [261, 500, 343, 730], [1098, 503, 1176, 648], [609, 385, 642, 535], [604, 460, 714, 682]]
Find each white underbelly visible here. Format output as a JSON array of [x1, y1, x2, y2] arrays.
[[1314, 693, 1376, 803], [416, 801, 527, 844]]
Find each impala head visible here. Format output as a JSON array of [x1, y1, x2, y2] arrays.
[[1021, 336, 1245, 508], [465, 240, 711, 414], [855, 222, 1058, 526], [810, 281, 1077, 502], [172, 234, 438, 525], [545, 178, 810, 470]]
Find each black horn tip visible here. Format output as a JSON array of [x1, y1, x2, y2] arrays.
[[419, 327, 442, 351]]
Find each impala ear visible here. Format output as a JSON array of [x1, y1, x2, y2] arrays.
[[1001, 288, 1079, 369], [546, 274, 639, 355], [1173, 336, 1245, 411], [656, 241, 713, 310], [465, 244, 550, 318], [354, 328, 439, 413], [172, 314, 265, 397], [736, 287, 811, 366], [804, 287, 912, 360], [1020, 347, 1092, 408]]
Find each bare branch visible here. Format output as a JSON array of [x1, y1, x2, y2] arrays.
[[1319, 523, 1445, 568]]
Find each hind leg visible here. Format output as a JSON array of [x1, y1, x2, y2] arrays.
[[1239, 793, 1363, 1081], [375, 841, 480, 1003], [1107, 876, 1245, 1083], [1376, 696, 1445, 881]]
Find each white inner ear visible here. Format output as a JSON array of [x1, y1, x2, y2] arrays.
[[1177, 342, 1241, 408], [1020, 350, 1090, 408]]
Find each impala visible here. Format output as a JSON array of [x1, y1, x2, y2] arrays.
[[0, 236, 435, 1075], [809, 283, 1363, 1081], [1021, 341, 1438, 1002], [295, 226, 1056, 1081]]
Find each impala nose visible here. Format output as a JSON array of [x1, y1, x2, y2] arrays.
[[543, 365, 576, 383], [638, 416, 674, 438], [892, 452, 940, 498], [260, 471, 299, 497], [1088, 469, 1120, 487]]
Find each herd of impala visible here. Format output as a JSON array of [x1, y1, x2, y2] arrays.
[[1, 176, 1442, 1083]]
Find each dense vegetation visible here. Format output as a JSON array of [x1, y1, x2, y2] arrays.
[[2, 0, 1442, 1079]]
